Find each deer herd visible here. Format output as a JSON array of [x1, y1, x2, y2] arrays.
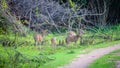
[[33, 29, 84, 48]]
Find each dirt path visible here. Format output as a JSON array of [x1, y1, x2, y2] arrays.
[[59, 44, 120, 68]]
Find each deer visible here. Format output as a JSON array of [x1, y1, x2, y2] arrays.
[[33, 29, 46, 46], [67, 31, 76, 36], [65, 29, 84, 45], [51, 37, 57, 48]]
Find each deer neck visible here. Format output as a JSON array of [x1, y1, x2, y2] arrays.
[[76, 34, 80, 38]]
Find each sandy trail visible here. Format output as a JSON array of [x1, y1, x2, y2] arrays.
[[59, 44, 120, 68]]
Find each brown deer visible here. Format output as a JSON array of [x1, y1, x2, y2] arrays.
[[34, 33, 43, 45], [67, 31, 76, 36], [51, 37, 56, 48], [65, 29, 84, 45], [33, 29, 46, 45], [41, 29, 47, 36]]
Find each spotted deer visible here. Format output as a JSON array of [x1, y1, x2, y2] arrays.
[[67, 31, 76, 36], [65, 29, 84, 45], [33, 29, 46, 45]]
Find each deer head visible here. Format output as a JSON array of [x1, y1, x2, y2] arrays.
[[41, 29, 47, 37]]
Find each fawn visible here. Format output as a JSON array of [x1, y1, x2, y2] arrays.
[[51, 37, 57, 48], [33, 29, 46, 45]]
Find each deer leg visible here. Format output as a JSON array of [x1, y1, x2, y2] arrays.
[[40, 42, 42, 45], [34, 40, 37, 46], [74, 40, 77, 45], [65, 38, 69, 45]]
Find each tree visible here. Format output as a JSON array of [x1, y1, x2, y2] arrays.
[[0, 0, 107, 33]]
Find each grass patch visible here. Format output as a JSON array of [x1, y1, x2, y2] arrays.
[[1, 40, 120, 68], [88, 49, 120, 68], [1, 24, 120, 68]]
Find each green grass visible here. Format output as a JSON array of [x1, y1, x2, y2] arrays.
[[1, 24, 120, 68], [1, 40, 120, 68], [88, 49, 120, 68], [40, 40, 120, 68]]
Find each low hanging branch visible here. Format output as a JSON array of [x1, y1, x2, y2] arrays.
[[0, 0, 108, 33]]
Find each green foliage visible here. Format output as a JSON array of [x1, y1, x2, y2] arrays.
[[0, 8, 12, 34], [72, 0, 87, 5], [35, 5, 39, 16], [0, 45, 55, 68], [0, 16, 11, 34], [68, 0, 75, 8], [81, 0, 87, 4], [67, 50, 75, 54], [0, 24, 120, 68], [0, 0, 8, 9], [33, 53, 54, 64]]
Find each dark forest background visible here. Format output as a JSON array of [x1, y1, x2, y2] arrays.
[[0, 0, 120, 34]]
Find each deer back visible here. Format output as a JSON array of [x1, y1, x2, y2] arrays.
[[34, 33, 43, 43], [68, 31, 76, 37]]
